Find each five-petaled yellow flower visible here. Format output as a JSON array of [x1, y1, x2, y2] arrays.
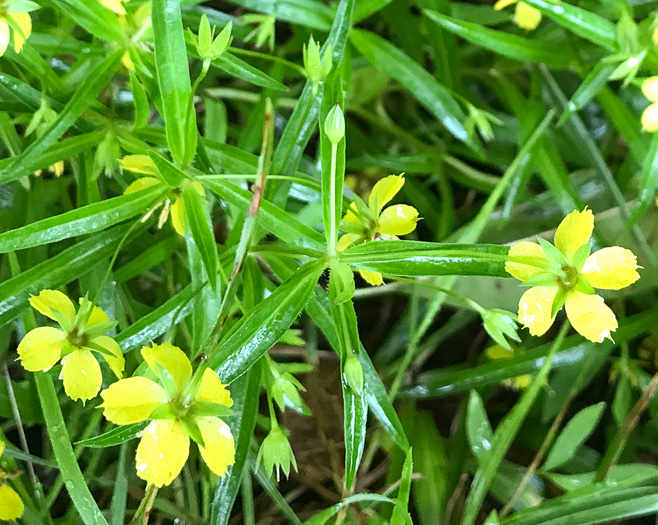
[[100, 343, 235, 487], [121, 155, 206, 237], [641, 77, 658, 132], [338, 174, 419, 285], [0, 1, 31, 57], [0, 441, 23, 521], [506, 209, 640, 343], [18, 290, 124, 402], [494, 0, 541, 30]]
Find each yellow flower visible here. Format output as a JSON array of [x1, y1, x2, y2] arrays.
[[121, 155, 206, 236], [100, 0, 125, 15], [0, 442, 23, 521], [485, 345, 531, 389], [17, 290, 124, 402], [338, 174, 419, 285], [641, 77, 658, 132], [494, 0, 541, 30], [0, 6, 31, 57], [506, 209, 640, 343], [100, 343, 235, 487]]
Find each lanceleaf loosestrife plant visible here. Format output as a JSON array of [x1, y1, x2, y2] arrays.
[[1, 0, 657, 523]]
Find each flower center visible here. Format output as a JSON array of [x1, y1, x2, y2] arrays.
[[67, 327, 89, 348], [559, 265, 580, 290], [170, 394, 193, 420]]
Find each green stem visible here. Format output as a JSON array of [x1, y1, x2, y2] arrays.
[[328, 142, 338, 257], [34, 374, 108, 525]]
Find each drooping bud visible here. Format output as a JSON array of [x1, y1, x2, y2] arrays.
[[257, 425, 297, 481], [481, 309, 521, 351], [324, 104, 345, 144]]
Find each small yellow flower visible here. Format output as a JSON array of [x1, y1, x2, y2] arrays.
[[121, 155, 206, 236], [641, 77, 658, 132], [506, 209, 640, 343], [338, 174, 419, 285], [0, 442, 23, 521], [0, 5, 31, 57], [17, 290, 124, 402], [99, 0, 125, 15], [494, 0, 541, 30], [485, 345, 531, 389], [100, 343, 235, 487]]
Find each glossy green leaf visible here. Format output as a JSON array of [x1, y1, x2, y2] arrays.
[[628, 134, 658, 227], [0, 51, 122, 185], [209, 260, 324, 381], [523, 0, 617, 49], [48, 0, 124, 42], [344, 387, 368, 491], [152, 0, 196, 166], [183, 182, 219, 291], [0, 186, 165, 253], [424, 11, 574, 67], [543, 402, 605, 471], [213, 53, 287, 91], [77, 422, 149, 449], [350, 29, 470, 145], [558, 63, 615, 125], [342, 240, 509, 277], [304, 493, 396, 524], [0, 225, 131, 328], [149, 151, 187, 187], [210, 367, 261, 525]]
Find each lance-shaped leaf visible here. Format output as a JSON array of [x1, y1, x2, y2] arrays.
[[183, 182, 219, 291]]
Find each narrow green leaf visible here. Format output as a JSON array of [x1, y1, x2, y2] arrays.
[[424, 11, 574, 67], [304, 494, 396, 525], [130, 72, 150, 129], [213, 53, 287, 91], [152, 0, 196, 165], [209, 260, 324, 382], [149, 151, 188, 187], [77, 422, 150, 448], [350, 29, 470, 145], [210, 367, 261, 525], [183, 182, 219, 291], [0, 186, 164, 253], [558, 63, 615, 125], [522, 0, 617, 50], [543, 402, 606, 471], [344, 388, 368, 491], [0, 51, 122, 185], [628, 134, 658, 227], [47, 0, 124, 42]]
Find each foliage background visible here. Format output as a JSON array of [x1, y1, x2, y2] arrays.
[[1, 0, 658, 523]]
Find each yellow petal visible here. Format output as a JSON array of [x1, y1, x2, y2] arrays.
[[17, 327, 66, 372], [121, 51, 134, 71], [0, 441, 4, 458], [141, 343, 192, 393], [192, 180, 206, 197], [565, 291, 617, 343], [505, 241, 549, 281], [135, 420, 189, 487], [343, 202, 360, 223], [514, 3, 541, 30], [86, 304, 110, 328], [0, 484, 23, 520], [195, 369, 233, 407], [514, 375, 532, 389], [196, 416, 235, 477], [29, 289, 76, 325], [581, 247, 640, 290], [91, 335, 125, 378], [8, 12, 30, 53], [120, 156, 157, 176], [554, 209, 594, 261], [494, 0, 516, 9], [517, 286, 558, 337], [642, 102, 658, 133], [378, 204, 419, 235], [60, 348, 102, 402], [337, 233, 362, 252], [51, 160, 65, 177], [358, 269, 384, 286], [100, 377, 167, 425], [170, 197, 185, 236], [100, 0, 126, 15], [368, 175, 404, 214], [0, 20, 9, 57], [642, 77, 658, 102]]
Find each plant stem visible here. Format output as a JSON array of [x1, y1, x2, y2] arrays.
[[328, 142, 338, 257]]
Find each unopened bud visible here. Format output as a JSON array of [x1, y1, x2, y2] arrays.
[[343, 353, 364, 395], [303, 36, 332, 85], [324, 104, 345, 144]]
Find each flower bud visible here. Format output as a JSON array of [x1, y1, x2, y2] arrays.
[[303, 37, 332, 86], [324, 104, 345, 144], [257, 426, 297, 481], [195, 15, 232, 61], [481, 309, 520, 351], [343, 353, 364, 395]]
